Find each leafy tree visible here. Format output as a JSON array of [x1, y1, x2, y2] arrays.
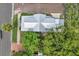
[[22, 32, 39, 55], [42, 4, 79, 56], [63, 3, 79, 56], [42, 32, 64, 56], [2, 23, 12, 32]]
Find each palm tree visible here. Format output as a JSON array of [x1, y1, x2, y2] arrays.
[[1, 23, 12, 32]]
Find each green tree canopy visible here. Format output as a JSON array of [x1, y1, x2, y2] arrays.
[[2, 23, 12, 32], [42, 4, 79, 56], [22, 32, 39, 55]]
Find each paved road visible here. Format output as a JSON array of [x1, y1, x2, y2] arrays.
[[0, 3, 12, 56]]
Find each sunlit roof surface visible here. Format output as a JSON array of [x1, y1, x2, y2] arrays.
[[21, 14, 64, 32]]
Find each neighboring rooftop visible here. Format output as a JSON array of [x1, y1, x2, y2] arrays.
[[21, 14, 64, 32], [14, 3, 64, 13]]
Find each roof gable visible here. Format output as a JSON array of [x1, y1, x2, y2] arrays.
[[21, 14, 64, 32]]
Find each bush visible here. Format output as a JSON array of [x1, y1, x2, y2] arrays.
[[2, 23, 12, 32], [42, 4, 79, 56], [22, 32, 39, 55]]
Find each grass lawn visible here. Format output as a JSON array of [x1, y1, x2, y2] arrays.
[[12, 15, 18, 42], [12, 13, 33, 42], [20, 31, 25, 43], [12, 28, 17, 42]]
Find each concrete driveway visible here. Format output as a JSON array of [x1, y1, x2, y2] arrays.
[[0, 3, 12, 56]]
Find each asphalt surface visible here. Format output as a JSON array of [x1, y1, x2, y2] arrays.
[[0, 3, 12, 56]]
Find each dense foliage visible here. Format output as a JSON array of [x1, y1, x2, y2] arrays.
[[64, 4, 79, 55], [14, 4, 79, 56], [22, 32, 39, 56], [2, 23, 12, 32], [42, 4, 79, 56]]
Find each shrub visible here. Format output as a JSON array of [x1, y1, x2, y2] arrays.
[[22, 32, 39, 55], [42, 4, 79, 56], [2, 23, 12, 32]]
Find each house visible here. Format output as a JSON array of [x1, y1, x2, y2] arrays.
[[14, 3, 64, 32], [21, 14, 64, 32]]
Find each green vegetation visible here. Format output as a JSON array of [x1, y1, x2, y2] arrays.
[[42, 32, 64, 56], [13, 4, 79, 56], [13, 51, 28, 56], [21, 13, 33, 16], [2, 23, 12, 32], [42, 4, 79, 56], [12, 28, 17, 42], [12, 13, 33, 42], [13, 15, 18, 29], [21, 32, 39, 56], [12, 15, 18, 42], [63, 4, 79, 55]]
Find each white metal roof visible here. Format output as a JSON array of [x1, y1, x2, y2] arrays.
[[21, 14, 64, 32], [24, 22, 38, 28]]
